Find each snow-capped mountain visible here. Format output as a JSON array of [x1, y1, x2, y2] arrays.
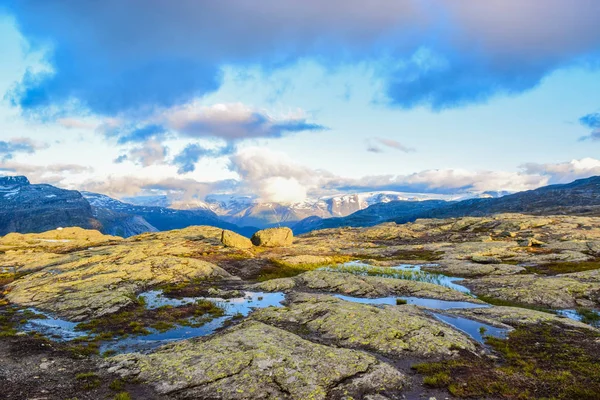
[[0, 176, 100, 235], [120, 190, 504, 228]]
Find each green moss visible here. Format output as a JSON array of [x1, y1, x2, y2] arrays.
[[75, 372, 101, 390], [423, 372, 451, 387], [477, 295, 555, 314], [576, 308, 600, 327], [524, 261, 600, 276], [413, 323, 600, 399], [354, 250, 443, 262], [109, 378, 125, 391], [395, 298, 407, 305], [113, 393, 132, 400], [75, 299, 225, 340], [257, 256, 353, 281]]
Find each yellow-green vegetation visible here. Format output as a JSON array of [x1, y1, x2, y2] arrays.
[[109, 378, 126, 391], [113, 393, 132, 400], [253, 294, 476, 357], [525, 260, 600, 276], [355, 249, 443, 262], [256, 255, 353, 281], [323, 263, 452, 287], [577, 308, 600, 327], [107, 321, 406, 399], [413, 323, 600, 399], [75, 372, 101, 390], [4, 226, 235, 320], [75, 298, 225, 339], [256, 270, 484, 303]]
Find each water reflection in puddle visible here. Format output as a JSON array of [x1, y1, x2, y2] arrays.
[[333, 294, 487, 310], [333, 294, 507, 343], [323, 261, 471, 293], [21, 291, 286, 354], [22, 310, 87, 341], [433, 313, 508, 343]]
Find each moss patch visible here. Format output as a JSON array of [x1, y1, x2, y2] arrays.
[[256, 256, 352, 281], [75, 298, 225, 339], [413, 323, 600, 399], [524, 261, 600, 276]]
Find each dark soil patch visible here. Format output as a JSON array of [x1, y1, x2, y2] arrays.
[[413, 323, 600, 399]]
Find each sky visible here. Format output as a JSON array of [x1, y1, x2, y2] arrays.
[[0, 1, 600, 205]]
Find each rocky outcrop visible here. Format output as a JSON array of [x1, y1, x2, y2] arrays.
[[221, 229, 253, 249], [251, 227, 293, 247], [253, 293, 476, 356], [4, 227, 238, 320], [0, 176, 100, 235], [256, 270, 485, 304], [466, 274, 600, 309], [107, 321, 406, 399], [448, 306, 598, 331]]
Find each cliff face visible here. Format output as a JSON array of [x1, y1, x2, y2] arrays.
[[0, 176, 100, 235]]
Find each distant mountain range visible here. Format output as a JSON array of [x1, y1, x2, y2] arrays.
[[292, 176, 600, 233], [2, 175, 599, 237], [125, 191, 501, 229], [82, 192, 257, 237]]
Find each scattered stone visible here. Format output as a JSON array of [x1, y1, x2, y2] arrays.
[[220, 229, 253, 249], [518, 238, 545, 247], [471, 255, 502, 264], [251, 227, 293, 247]]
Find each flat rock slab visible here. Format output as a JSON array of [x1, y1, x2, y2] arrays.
[[253, 293, 476, 357], [106, 321, 406, 400], [255, 270, 485, 304], [466, 274, 600, 309], [6, 242, 234, 321], [448, 306, 598, 331]]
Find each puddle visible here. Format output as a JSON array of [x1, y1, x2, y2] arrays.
[[334, 294, 488, 310], [432, 313, 508, 343], [556, 309, 600, 327], [20, 291, 286, 354], [334, 294, 505, 344], [22, 310, 88, 341], [323, 261, 471, 293]]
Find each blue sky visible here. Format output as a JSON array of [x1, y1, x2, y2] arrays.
[[1, 1, 600, 204]]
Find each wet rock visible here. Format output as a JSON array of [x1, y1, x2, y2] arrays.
[[251, 227, 293, 247], [424, 262, 524, 277], [471, 255, 502, 264], [253, 293, 476, 357], [107, 321, 406, 399], [221, 229, 253, 249], [255, 270, 485, 304], [448, 306, 597, 331], [466, 274, 600, 309]]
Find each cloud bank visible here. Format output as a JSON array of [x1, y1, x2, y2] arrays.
[[4, 0, 600, 116]]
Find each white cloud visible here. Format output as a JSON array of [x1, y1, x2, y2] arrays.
[[520, 158, 600, 184]]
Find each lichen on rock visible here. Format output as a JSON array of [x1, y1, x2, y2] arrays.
[[106, 321, 406, 399]]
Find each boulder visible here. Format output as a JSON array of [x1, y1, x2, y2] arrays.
[[251, 227, 293, 247], [221, 230, 253, 249]]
